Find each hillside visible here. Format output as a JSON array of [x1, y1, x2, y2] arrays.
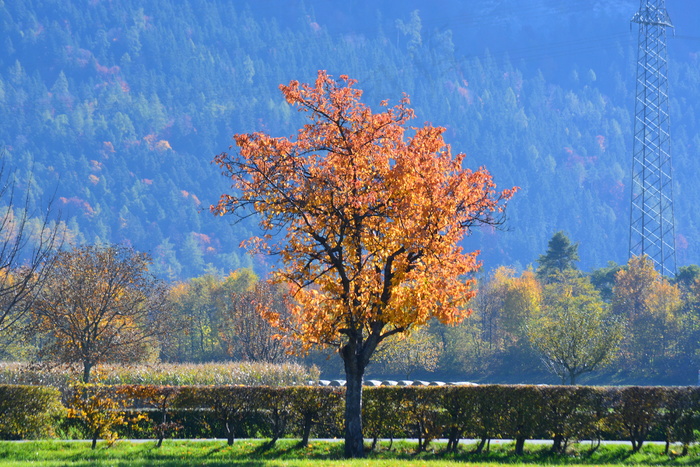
[[1, 0, 699, 278]]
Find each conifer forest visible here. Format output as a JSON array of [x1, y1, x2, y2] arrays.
[[1, 0, 700, 385]]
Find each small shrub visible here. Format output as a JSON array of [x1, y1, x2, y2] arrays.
[[364, 387, 407, 450], [289, 386, 343, 447], [66, 379, 146, 449], [120, 385, 182, 447]]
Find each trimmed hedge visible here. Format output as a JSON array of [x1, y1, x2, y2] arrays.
[[359, 385, 700, 454], [3, 382, 700, 455], [0, 385, 64, 439], [110, 385, 344, 445]]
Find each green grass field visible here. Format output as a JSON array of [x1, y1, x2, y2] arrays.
[[0, 439, 699, 466]]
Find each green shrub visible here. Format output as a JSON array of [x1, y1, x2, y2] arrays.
[[119, 385, 182, 447], [0, 385, 64, 439], [400, 387, 445, 452], [540, 385, 600, 453], [440, 385, 479, 452], [470, 385, 514, 453], [495, 385, 548, 455], [2, 378, 698, 452]]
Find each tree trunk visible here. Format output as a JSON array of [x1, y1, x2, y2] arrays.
[[552, 434, 565, 453], [226, 421, 235, 446], [156, 409, 167, 448], [265, 417, 285, 450], [473, 436, 488, 454], [446, 426, 460, 452], [83, 362, 93, 383], [635, 439, 644, 452], [514, 436, 526, 455], [631, 438, 640, 452], [370, 436, 378, 451], [298, 413, 313, 448], [415, 421, 424, 452], [340, 322, 382, 458], [344, 363, 365, 458]]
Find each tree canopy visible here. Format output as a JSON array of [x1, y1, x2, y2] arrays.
[[32, 244, 171, 382], [528, 271, 623, 384], [537, 231, 580, 282]]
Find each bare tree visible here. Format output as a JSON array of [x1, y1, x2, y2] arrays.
[[220, 282, 290, 363], [0, 156, 63, 350]]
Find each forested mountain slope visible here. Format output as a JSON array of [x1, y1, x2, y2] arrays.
[[1, 0, 699, 278]]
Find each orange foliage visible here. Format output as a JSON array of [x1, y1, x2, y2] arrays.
[[192, 232, 211, 245], [596, 135, 606, 152], [613, 255, 683, 367], [213, 71, 516, 352], [59, 196, 95, 217], [144, 134, 172, 152], [117, 77, 130, 94], [155, 140, 172, 152], [95, 62, 120, 75], [101, 141, 115, 158], [144, 134, 157, 148]]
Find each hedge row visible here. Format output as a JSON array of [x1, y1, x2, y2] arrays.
[[2, 384, 700, 454], [363, 385, 700, 454], [0, 385, 64, 439]]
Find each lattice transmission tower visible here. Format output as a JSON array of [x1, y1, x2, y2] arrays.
[[629, 0, 676, 276]]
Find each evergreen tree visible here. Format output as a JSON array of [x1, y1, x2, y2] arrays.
[[536, 231, 579, 282]]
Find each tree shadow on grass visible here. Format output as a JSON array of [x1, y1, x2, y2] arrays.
[[440, 442, 642, 466]]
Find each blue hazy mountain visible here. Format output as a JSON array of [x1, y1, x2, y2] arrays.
[[1, 0, 698, 278]]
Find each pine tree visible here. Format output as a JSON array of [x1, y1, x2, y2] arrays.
[[536, 231, 579, 283]]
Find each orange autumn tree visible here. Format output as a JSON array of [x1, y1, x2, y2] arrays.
[[212, 71, 516, 458]]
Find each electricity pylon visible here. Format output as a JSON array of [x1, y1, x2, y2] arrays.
[[629, 0, 676, 276]]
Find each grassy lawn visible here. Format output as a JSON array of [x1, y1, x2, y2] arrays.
[[0, 439, 699, 466]]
